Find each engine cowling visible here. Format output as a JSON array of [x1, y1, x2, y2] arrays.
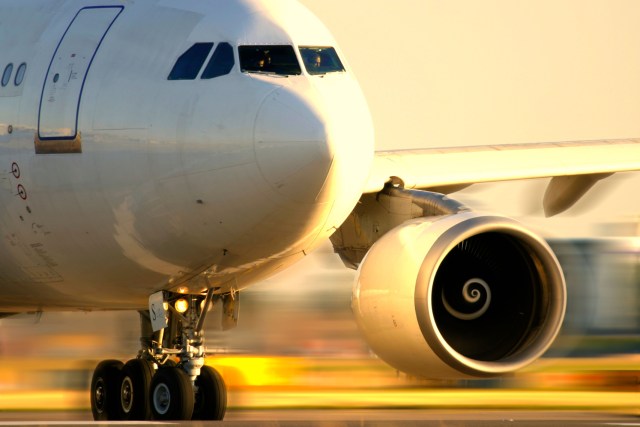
[[352, 211, 566, 379]]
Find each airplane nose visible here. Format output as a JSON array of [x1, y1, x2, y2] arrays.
[[254, 88, 332, 204]]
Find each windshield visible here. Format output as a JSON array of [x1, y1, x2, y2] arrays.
[[299, 47, 345, 75], [239, 45, 301, 76]]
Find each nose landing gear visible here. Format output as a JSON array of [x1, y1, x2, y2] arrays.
[[89, 289, 229, 421]]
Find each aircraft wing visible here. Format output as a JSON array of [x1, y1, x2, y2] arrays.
[[365, 138, 640, 216], [366, 138, 640, 192]]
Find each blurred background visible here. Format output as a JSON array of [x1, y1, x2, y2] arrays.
[[1, 212, 640, 411]]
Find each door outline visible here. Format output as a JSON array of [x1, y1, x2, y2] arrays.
[[36, 5, 123, 153]]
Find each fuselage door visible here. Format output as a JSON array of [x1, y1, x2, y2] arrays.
[[37, 6, 123, 153]]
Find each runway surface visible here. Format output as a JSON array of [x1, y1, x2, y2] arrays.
[[0, 410, 638, 426]]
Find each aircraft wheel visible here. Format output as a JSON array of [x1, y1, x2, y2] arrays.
[[162, 358, 177, 368], [90, 359, 123, 421], [119, 358, 155, 420], [150, 366, 194, 420], [192, 365, 227, 420]]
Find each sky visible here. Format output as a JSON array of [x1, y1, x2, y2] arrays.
[[299, 1, 640, 151]]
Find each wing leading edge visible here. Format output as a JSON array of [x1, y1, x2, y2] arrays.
[[366, 138, 640, 193], [365, 138, 640, 216]]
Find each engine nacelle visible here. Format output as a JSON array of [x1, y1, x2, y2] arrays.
[[352, 212, 566, 379]]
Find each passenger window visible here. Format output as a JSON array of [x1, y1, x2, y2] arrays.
[[201, 42, 234, 79], [299, 47, 345, 75], [14, 63, 26, 86], [1, 63, 13, 87], [239, 45, 301, 76], [168, 43, 213, 80]]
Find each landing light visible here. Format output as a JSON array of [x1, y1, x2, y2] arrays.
[[175, 298, 189, 313]]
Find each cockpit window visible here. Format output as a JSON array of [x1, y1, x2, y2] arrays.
[[299, 47, 345, 75], [239, 45, 301, 76], [201, 42, 234, 79], [168, 42, 213, 80]]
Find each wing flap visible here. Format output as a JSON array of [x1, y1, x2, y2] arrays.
[[365, 138, 640, 193]]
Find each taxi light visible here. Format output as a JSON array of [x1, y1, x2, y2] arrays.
[[175, 298, 189, 313]]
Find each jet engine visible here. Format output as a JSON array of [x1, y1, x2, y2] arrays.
[[351, 210, 566, 379]]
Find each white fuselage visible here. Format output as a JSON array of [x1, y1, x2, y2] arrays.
[[0, 0, 374, 310]]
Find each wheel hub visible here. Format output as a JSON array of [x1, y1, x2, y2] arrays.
[[94, 378, 106, 412], [120, 376, 133, 413], [153, 383, 171, 415]]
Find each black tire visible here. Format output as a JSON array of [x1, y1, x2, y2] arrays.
[[161, 358, 177, 368], [90, 359, 123, 421], [149, 366, 194, 420], [192, 365, 227, 420], [118, 358, 155, 420]]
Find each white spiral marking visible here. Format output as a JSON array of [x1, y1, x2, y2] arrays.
[[441, 278, 492, 321]]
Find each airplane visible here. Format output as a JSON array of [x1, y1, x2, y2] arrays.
[[1, 0, 639, 421]]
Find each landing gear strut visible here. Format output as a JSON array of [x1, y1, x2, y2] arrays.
[[89, 289, 229, 421]]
